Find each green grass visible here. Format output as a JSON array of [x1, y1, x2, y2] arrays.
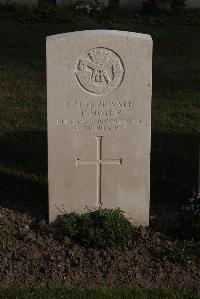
[[169, 240, 200, 266], [0, 12, 199, 219], [0, 288, 199, 299]]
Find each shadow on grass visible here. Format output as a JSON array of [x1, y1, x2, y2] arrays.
[[150, 131, 199, 233], [151, 131, 199, 200], [0, 131, 48, 221], [0, 130, 199, 226], [0, 131, 47, 177], [0, 171, 48, 221]]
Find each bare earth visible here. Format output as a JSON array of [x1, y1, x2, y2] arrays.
[[0, 204, 199, 291]]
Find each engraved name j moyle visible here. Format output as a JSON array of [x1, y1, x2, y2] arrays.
[[75, 48, 124, 95]]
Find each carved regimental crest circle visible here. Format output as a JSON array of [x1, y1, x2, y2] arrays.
[[75, 48, 124, 95]]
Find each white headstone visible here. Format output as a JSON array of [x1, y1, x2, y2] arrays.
[[47, 30, 152, 226]]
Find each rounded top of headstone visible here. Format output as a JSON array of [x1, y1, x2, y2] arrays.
[[46, 30, 152, 43]]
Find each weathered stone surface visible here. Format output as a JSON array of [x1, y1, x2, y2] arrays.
[[47, 30, 152, 226]]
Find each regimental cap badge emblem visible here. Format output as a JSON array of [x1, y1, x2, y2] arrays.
[[75, 47, 124, 95]]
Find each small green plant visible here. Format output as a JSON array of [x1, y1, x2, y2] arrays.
[[62, 208, 134, 248], [0, 219, 11, 251], [169, 240, 200, 267]]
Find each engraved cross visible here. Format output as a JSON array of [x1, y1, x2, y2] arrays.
[[76, 136, 122, 209]]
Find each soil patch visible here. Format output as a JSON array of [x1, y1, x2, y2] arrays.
[[0, 205, 199, 291]]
